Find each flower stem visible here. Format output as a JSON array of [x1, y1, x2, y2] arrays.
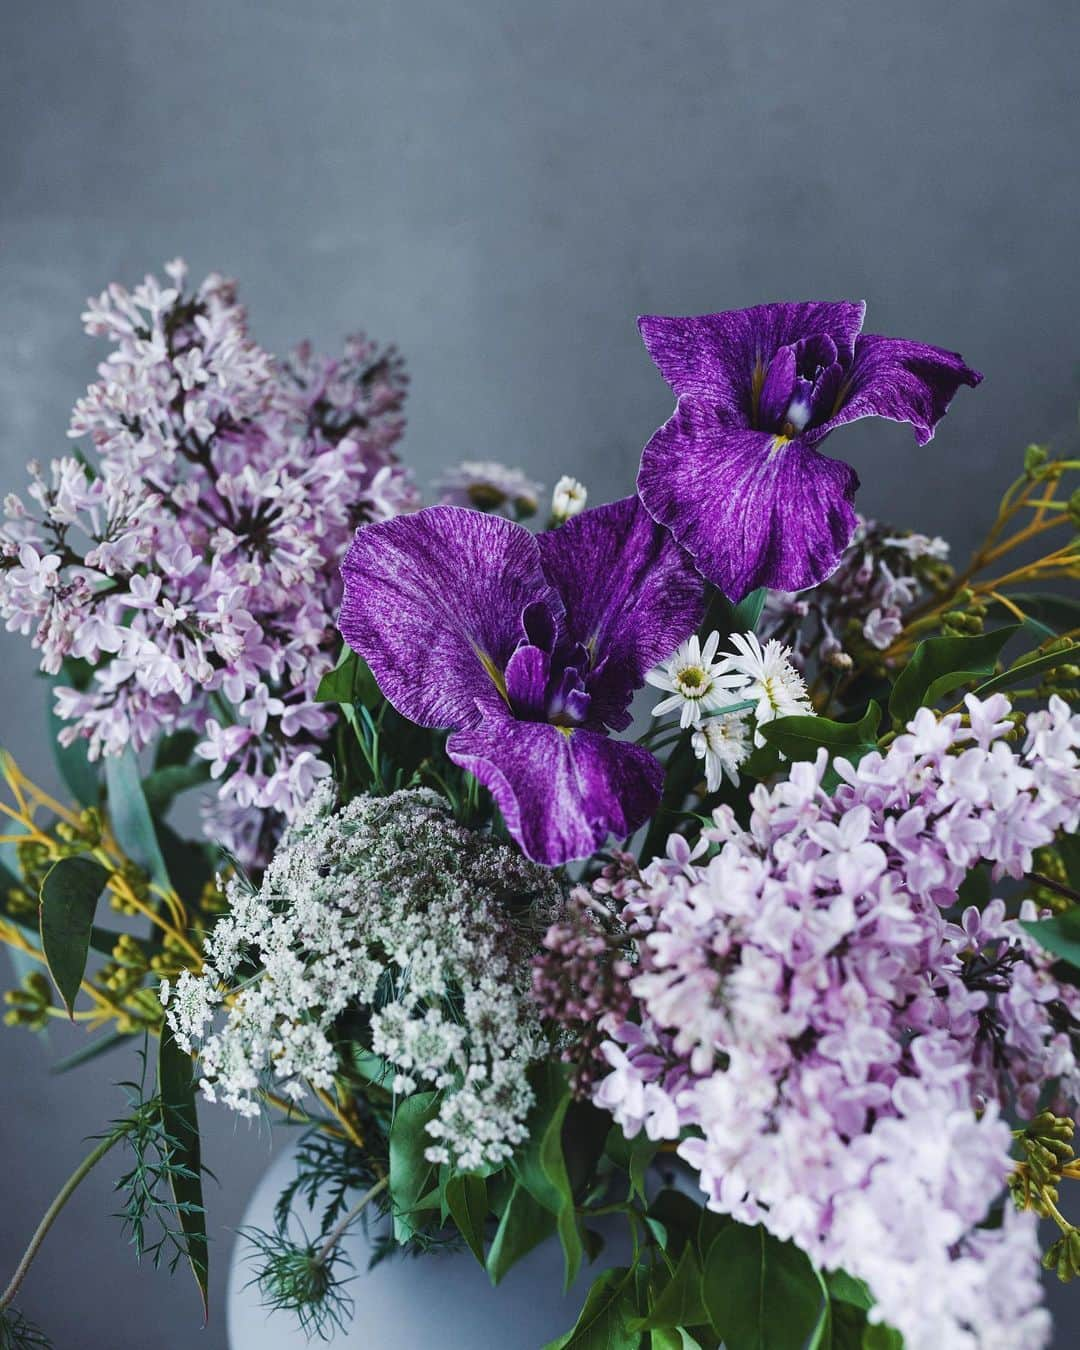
[[314, 1175, 389, 1266], [0, 1129, 123, 1312]]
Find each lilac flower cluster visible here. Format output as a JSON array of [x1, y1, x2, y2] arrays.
[[549, 694, 1080, 1350], [762, 514, 950, 671], [0, 262, 414, 860]]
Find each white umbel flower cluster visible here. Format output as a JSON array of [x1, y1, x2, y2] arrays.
[[161, 784, 565, 1170]]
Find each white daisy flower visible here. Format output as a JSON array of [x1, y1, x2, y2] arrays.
[[646, 631, 749, 728], [692, 711, 752, 790], [720, 631, 813, 744]]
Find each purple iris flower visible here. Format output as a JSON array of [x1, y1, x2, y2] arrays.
[[338, 496, 703, 865], [637, 302, 982, 601]]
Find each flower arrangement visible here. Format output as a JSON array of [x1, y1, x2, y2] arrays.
[[0, 267, 1078, 1350]]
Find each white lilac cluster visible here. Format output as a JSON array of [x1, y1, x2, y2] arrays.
[[648, 630, 813, 788], [763, 515, 950, 668], [0, 262, 415, 862], [162, 785, 565, 1171], [588, 693, 1080, 1350]]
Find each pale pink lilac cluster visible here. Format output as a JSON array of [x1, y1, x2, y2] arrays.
[[0, 261, 415, 861], [763, 514, 949, 669], [557, 693, 1080, 1350]]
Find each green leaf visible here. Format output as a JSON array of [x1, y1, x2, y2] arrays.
[[605, 1126, 659, 1202], [38, 855, 109, 1017], [543, 1266, 638, 1349], [48, 680, 99, 807], [634, 1245, 708, 1331], [153, 729, 201, 770], [888, 626, 1019, 726], [51, 1028, 129, 1074], [315, 647, 381, 707], [646, 1190, 707, 1258], [702, 1224, 824, 1350], [826, 1269, 873, 1311], [158, 1021, 209, 1318], [388, 1091, 441, 1242], [1059, 833, 1080, 891], [861, 1326, 903, 1350], [140, 762, 211, 816], [650, 1331, 704, 1350], [1020, 908, 1080, 968], [969, 643, 1080, 698], [733, 588, 767, 633], [486, 1181, 556, 1285], [445, 1172, 488, 1265], [1003, 591, 1080, 636], [760, 702, 882, 764], [104, 747, 169, 888], [514, 1063, 583, 1289]]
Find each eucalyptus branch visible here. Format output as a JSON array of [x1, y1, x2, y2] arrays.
[[1027, 872, 1080, 905], [0, 1131, 123, 1313]]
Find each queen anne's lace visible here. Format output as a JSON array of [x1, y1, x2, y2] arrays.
[[543, 693, 1080, 1350], [162, 785, 565, 1171], [0, 261, 415, 862]]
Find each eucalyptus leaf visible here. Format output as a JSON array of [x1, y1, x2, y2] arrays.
[[158, 1021, 209, 1318], [105, 746, 169, 888], [888, 626, 1020, 726], [702, 1224, 824, 1350], [1002, 591, 1080, 635], [141, 762, 211, 816], [968, 642, 1080, 699], [48, 679, 99, 807], [39, 855, 109, 1017]]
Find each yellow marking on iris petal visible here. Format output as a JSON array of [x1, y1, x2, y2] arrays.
[[750, 356, 765, 427], [554, 725, 575, 739], [768, 434, 791, 458], [474, 647, 510, 705]]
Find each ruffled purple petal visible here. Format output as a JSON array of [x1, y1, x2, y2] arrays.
[[638, 302, 866, 420], [814, 334, 982, 447], [537, 496, 704, 730], [339, 506, 557, 729], [637, 397, 858, 600], [447, 711, 663, 864]]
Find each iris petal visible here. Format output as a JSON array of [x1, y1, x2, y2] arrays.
[[638, 397, 858, 600], [813, 334, 983, 447], [339, 505, 559, 728], [447, 710, 663, 864], [537, 496, 704, 731]]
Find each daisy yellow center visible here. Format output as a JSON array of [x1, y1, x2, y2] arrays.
[[675, 666, 709, 698]]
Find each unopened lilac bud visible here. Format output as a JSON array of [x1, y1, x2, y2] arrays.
[[551, 475, 587, 523]]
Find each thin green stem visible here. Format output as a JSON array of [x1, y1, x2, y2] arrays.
[[0, 1130, 124, 1311], [314, 1175, 389, 1266]]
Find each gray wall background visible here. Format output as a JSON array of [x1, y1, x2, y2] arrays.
[[1, 2, 1079, 1346]]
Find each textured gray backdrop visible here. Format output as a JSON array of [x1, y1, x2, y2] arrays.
[[2, 2, 1079, 1346]]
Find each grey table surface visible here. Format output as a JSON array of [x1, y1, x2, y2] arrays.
[[1, 2, 1079, 1344]]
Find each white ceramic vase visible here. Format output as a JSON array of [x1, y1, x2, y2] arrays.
[[227, 1141, 633, 1349]]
